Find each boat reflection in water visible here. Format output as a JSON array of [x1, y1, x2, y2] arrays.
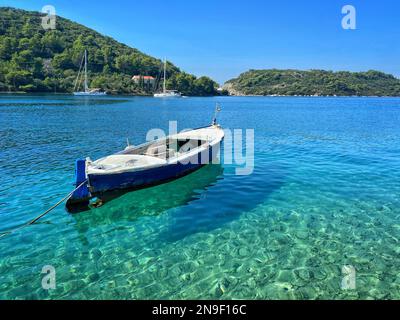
[[70, 164, 224, 232]]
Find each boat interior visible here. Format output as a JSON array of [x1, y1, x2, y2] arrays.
[[88, 125, 224, 173], [123, 138, 208, 160], [88, 137, 209, 173]]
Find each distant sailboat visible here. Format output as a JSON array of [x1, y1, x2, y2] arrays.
[[154, 58, 182, 98], [73, 50, 107, 96]]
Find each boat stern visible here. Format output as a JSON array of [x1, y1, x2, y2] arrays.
[[66, 159, 91, 212]]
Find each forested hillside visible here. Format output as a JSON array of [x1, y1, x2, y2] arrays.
[[0, 7, 218, 95], [225, 69, 400, 96]]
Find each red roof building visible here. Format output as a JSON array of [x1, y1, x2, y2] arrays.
[[132, 75, 155, 84]]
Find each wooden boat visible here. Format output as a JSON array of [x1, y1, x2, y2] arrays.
[[66, 114, 224, 210]]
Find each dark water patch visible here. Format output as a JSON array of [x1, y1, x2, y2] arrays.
[[156, 162, 287, 243], [70, 164, 225, 240]]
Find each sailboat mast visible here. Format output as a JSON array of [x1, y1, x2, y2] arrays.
[[84, 50, 88, 92], [163, 58, 166, 93]]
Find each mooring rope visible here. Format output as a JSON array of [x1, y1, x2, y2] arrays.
[[0, 180, 88, 239]]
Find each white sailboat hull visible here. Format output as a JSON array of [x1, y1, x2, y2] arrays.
[[73, 91, 107, 96], [154, 92, 182, 98]]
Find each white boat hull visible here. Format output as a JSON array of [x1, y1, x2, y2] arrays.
[[73, 92, 107, 96], [154, 92, 182, 98]]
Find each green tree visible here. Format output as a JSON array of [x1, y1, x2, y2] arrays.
[[52, 51, 74, 69], [5, 70, 32, 90], [115, 54, 135, 74], [41, 31, 65, 55], [0, 36, 15, 60], [194, 76, 218, 96]]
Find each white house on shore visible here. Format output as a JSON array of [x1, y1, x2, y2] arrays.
[[132, 75, 156, 85]]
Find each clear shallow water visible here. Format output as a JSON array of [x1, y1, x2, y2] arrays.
[[0, 94, 399, 300]]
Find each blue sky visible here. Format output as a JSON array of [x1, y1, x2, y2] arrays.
[[1, 0, 400, 84]]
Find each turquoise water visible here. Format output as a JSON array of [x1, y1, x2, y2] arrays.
[[0, 95, 399, 300]]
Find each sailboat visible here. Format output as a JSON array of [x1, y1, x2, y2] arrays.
[[154, 58, 182, 98], [73, 50, 107, 96]]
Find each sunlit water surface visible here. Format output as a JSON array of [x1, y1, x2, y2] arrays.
[[0, 95, 399, 299]]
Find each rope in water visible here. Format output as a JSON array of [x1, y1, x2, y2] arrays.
[[0, 180, 88, 239]]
